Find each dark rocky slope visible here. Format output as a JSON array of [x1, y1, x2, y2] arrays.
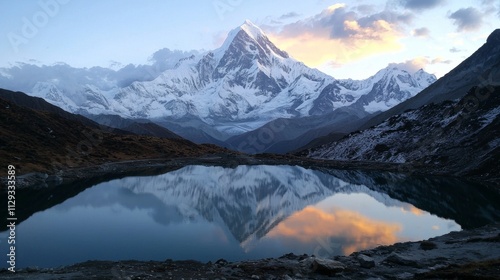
[[0, 91, 226, 175], [307, 85, 500, 184]]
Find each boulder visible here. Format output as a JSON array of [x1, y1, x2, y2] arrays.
[[420, 241, 437, 250], [383, 253, 419, 267], [311, 258, 345, 275], [357, 254, 375, 268]]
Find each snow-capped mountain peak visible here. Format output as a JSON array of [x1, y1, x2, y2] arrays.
[[238, 19, 266, 42], [221, 20, 263, 48], [337, 64, 437, 114], [414, 68, 437, 87], [3, 21, 437, 143], [314, 65, 437, 116], [101, 20, 335, 134], [215, 20, 289, 63]]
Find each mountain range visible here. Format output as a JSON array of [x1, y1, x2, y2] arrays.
[[0, 20, 435, 153]]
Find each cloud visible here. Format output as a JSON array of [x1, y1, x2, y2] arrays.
[[481, 0, 500, 19], [389, 57, 429, 73], [389, 56, 452, 73], [400, 0, 445, 11], [0, 47, 201, 92], [279, 12, 301, 20], [413, 27, 430, 37], [431, 57, 452, 64], [328, 61, 344, 69], [270, 5, 412, 67], [480, 0, 498, 15], [355, 5, 376, 15], [276, 5, 412, 40], [449, 47, 462, 53], [449, 7, 483, 32]]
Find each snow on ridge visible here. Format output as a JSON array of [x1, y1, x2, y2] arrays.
[[240, 19, 266, 42], [214, 20, 265, 63]]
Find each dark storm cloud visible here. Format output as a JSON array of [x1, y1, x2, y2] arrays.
[[449, 7, 483, 31]]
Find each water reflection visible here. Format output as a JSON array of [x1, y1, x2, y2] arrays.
[[266, 206, 402, 255], [1, 165, 497, 268]]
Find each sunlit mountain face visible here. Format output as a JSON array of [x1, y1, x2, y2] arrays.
[[4, 165, 499, 268]]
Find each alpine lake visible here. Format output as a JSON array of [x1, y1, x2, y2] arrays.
[[1, 164, 499, 268]]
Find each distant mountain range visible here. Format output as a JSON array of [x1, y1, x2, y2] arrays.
[[0, 20, 435, 153]]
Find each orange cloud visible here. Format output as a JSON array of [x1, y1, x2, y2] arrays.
[[268, 5, 410, 68], [270, 31, 402, 68], [267, 206, 402, 255], [401, 205, 425, 216], [327, 3, 346, 12]]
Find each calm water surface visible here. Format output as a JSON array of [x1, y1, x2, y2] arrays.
[[1, 165, 499, 268]]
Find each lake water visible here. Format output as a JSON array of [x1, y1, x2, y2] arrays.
[[1, 165, 499, 268]]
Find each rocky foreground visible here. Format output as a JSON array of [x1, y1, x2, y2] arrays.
[[2, 223, 499, 279]]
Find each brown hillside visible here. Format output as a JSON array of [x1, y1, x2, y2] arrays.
[[0, 96, 225, 175]]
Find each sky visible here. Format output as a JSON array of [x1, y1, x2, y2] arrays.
[[0, 0, 499, 79]]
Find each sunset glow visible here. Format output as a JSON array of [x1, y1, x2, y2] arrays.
[[1, 1, 498, 79], [267, 206, 402, 255]]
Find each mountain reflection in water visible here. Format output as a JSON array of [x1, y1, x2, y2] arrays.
[[2, 165, 499, 268]]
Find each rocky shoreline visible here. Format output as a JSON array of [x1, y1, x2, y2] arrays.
[[1, 223, 499, 279]]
